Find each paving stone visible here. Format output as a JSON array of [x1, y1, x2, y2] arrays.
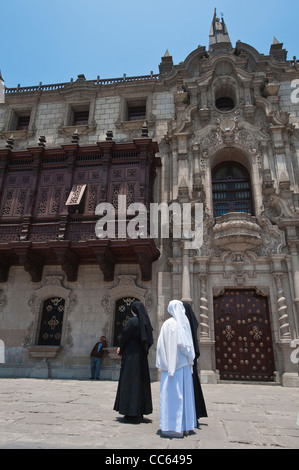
[[0, 379, 298, 450]]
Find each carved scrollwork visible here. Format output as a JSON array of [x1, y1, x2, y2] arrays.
[[264, 193, 299, 223], [254, 215, 286, 256], [0, 290, 8, 312], [25, 275, 75, 349]]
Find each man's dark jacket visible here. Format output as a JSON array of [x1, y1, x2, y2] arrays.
[[90, 339, 107, 358]]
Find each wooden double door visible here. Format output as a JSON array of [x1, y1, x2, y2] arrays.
[[214, 289, 275, 381]]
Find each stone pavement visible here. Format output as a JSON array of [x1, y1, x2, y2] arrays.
[[0, 378, 298, 450]]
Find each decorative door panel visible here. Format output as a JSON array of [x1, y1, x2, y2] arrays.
[[113, 297, 139, 346], [38, 297, 65, 346], [214, 289, 275, 381]]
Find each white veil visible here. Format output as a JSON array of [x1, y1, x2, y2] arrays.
[[167, 300, 195, 363]]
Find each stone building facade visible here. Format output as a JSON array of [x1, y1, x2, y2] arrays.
[[0, 11, 298, 385]]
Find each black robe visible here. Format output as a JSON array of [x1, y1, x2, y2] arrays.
[[113, 315, 153, 417], [183, 301, 208, 419]]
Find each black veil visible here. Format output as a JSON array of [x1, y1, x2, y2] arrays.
[[183, 301, 200, 359], [183, 301, 208, 419], [131, 301, 153, 355]]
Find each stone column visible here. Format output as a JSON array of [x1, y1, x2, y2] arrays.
[[174, 79, 189, 121], [288, 241, 299, 326], [199, 84, 208, 109], [172, 141, 178, 201], [271, 255, 299, 386], [192, 144, 203, 198], [260, 142, 270, 173], [269, 126, 290, 185], [199, 275, 210, 339], [273, 273, 291, 341], [181, 247, 192, 303], [260, 142, 276, 195], [192, 145, 200, 182], [177, 133, 189, 192]]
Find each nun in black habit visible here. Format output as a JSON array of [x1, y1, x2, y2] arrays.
[[183, 301, 208, 423], [113, 301, 153, 422]]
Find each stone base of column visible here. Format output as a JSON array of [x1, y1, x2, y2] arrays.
[[281, 372, 299, 387], [199, 369, 219, 384]]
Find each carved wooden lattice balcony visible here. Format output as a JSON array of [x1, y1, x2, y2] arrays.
[[0, 138, 161, 282]]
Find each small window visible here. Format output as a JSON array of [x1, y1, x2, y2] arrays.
[[8, 109, 32, 132], [215, 97, 235, 112], [73, 110, 89, 126], [128, 105, 146, 121], [16, 115, 30, 130]]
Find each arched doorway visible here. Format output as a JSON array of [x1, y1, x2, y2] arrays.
[[212, 162, 253, 217], [213, 289, 275, 381], [113, 297, 139, 346]]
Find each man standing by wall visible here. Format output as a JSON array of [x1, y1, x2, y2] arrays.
[[90, 336, 107, 380]]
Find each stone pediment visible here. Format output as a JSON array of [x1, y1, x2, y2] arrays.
[[162, 46, 252, 86], [60, 75, 98, 95], [199, 52, 249, 77], [106, 275, 147, 303], [190, 110, 270, 158]]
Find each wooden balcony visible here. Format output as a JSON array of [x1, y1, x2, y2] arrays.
[[0, 236, 160, 283], [0, 137, 161, 283]]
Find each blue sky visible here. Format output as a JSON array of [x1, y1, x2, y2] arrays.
[[1, 0, 298, 88]]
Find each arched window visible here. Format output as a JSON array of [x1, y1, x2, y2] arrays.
[[212, 162, 253, 217]]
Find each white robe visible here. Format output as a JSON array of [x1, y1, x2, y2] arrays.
[[156, 317, 197, 435]]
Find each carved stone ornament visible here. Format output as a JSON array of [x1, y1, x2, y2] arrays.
[[219, 118, 236, 135], [0, 290, 8, 312], [264, 193, 299, 224], [106, 275, 147, 305], [213, 212, 263, 252], [189, 108, 270, 158], [255, 215, 286, 256], [24, 275, 76, 354]]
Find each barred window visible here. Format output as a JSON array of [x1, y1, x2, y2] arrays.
[[128, 105, 146, 121], [38, 297, 65, 346], [73, 110, 89, 126], [212, 162, 253, 217]]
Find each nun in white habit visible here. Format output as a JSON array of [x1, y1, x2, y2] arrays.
[[156, 300, 197, 437]]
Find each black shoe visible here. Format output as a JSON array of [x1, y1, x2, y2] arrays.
[[89, 377, 94, 380]]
